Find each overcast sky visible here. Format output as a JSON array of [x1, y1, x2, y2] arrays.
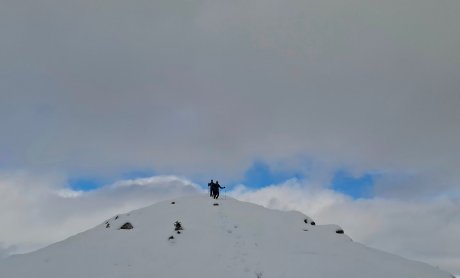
[[1, 0, 459, 275]]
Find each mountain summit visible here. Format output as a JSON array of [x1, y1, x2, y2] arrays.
[[0, 195, 453, 278]]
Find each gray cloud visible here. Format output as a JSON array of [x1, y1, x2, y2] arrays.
[[1, 1, 460, 192]]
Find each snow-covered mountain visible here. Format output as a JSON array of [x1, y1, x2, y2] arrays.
[[0, 195, 454, 278]]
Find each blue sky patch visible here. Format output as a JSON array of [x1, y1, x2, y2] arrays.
[[69, 177, 107, 191], [238, 161, 305, 188], [69, 169, 156, 191], [331, 170, 376, 199]]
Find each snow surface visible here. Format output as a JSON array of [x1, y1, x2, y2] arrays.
[[0, 195, 453, 278]]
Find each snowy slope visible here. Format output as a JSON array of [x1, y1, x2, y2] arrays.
[[0, 195, 453, 278]]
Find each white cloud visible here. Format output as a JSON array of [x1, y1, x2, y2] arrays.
[[0, 244, 18, 260], [0, 172, 202, 256], [230, 179, 460, 275]]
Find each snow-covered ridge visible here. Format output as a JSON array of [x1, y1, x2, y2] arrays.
[[0, 195, 454, 278]]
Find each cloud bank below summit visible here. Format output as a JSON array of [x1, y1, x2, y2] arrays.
[[0, 174, 458, 274], [0, 173, 200, 256]]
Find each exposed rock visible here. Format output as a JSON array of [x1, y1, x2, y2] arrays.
[[119, 222, 134, 230]]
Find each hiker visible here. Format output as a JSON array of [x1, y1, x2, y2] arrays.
[[208, 179, 215, 197], [211, 181, 225, 199]]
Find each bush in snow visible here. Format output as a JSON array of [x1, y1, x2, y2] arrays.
[[174, 221, 183, 231], [336, 229, 344, 234]]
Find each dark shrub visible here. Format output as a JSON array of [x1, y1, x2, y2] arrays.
[[171, 201, 175, 204], [168, 236, 174, 240], [336, 229, 344, 234], [304, 219, 308, 224], [310, 221, 316, 226], [213, 203, 219, 206], [174, 221, 183, 231]]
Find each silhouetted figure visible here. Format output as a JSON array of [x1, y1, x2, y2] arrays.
[[208, 180, 215, 197], [211, 181, 225, 199]]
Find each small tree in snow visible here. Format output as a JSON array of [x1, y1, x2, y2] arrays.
[[174, 221, 183, 231]]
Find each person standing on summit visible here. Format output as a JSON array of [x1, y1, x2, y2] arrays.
[[211, 181, 225, 199], [208, 179, 215, 197]]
